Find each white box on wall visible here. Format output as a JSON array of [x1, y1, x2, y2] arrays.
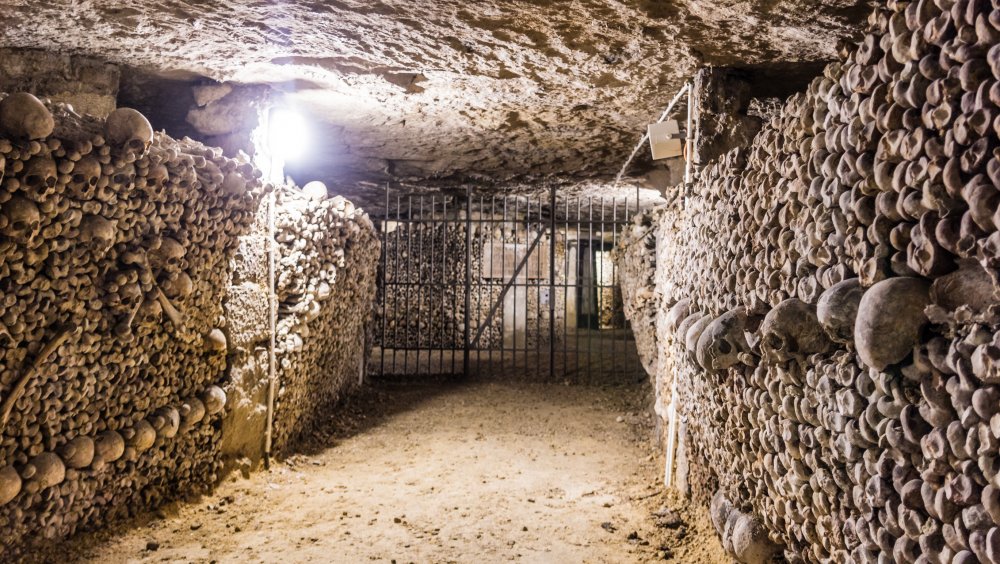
[[648, 120, 683, 160]]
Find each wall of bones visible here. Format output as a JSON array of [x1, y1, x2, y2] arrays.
[[0, 91, 379, 555], [619, 0, 1000, 562], [269, 187, 380, 452]]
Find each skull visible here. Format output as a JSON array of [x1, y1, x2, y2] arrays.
[[104, 108, 153, 157], [816, 278, 864, 344], [0, 195, 41, 244], [0, 465, 20, 506], [0, 92, 54, 140], [696, 307, 757, 372], [145, 164, 169, 196], [92, 430, 125, 470], [56, 436, 95, 469], [855, 277, 930, 371], [68, 155, 101, 199], [149, 236, 186, 271], [111, 163, 137, 189], [21, 452, 65, 491], [151, 406, 181, 439], [126, 419, 157, 452], [160, 270, 193, 299], [179, 397, 206, 431], [200, 385, 227, 415], [78, 214, 117, 258], [759, 298, 832, 364], [19, 155, 58, 196]]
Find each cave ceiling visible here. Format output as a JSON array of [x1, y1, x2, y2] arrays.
[[0, 0, 870, 198]]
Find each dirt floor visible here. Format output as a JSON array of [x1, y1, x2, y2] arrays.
[[46, 378, 726, 564]]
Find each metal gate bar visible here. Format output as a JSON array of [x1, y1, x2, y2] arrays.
[[373, 185, 644, 382]]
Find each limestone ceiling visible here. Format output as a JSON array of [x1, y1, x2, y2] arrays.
[[0, 0, 870, 194]]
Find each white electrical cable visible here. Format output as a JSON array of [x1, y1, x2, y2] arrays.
[[613, 82, 691, 188]]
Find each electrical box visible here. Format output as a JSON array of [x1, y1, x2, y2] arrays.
[[648, 119, 683, 160]]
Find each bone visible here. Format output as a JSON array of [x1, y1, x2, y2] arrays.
[[854, 277, 931, 370], [0, 93, 54, 140]]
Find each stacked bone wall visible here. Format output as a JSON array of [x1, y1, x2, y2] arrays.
[[625, 1, 1000, 562], [375, 216, 566, 365], [377, 221, 501, 351], [270, 188, 380, 453], [0, 94, 262, 557], [613, 209, 660, 380]]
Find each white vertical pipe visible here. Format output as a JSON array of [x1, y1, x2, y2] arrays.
[[684, 80, 694, 186], [263, 188, 277, 467]]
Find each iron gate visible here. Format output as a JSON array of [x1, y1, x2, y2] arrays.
[[372, 185, 643, 382]]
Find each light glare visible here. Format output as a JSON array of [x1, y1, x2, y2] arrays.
[[268, 108, 309, 163]]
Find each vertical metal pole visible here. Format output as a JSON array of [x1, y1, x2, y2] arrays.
[[598, 198, 605, 380], [404, 195, 413, 375], [503, 196, 509, 375], [430, 195, 439, 375], [610, 197, 617, 382], [488, 195, 496, 377], [575, 198, 581, 379], [417, 195, 425, 375], [393, 194, 402, 374], [463, 187, 472, 378], [587, 197, 594, 382], [562, 197, 569, 380], [380, 185, 388, 378], [621, 198, 631, 379], [548, 185, 556, 379]]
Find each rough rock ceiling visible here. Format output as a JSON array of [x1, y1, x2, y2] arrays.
[[0, 0, 870, 191]]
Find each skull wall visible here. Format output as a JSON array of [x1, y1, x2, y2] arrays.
[[619, 1, 1000, 562], [0, 92, 261, 556], [268, 187, 380, 453]]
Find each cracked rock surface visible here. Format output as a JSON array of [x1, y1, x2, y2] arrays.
[[0, 0, 869, 189]]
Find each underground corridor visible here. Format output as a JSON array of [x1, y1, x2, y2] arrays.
[[4, 0, 1000, 563]]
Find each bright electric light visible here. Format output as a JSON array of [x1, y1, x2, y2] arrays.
[[267, 108, 309, 163]]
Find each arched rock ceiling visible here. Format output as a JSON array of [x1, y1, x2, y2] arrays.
[[0, 0, 870, 190]]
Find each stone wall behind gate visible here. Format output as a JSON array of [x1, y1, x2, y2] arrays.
[[619, 1, 1000, 562]]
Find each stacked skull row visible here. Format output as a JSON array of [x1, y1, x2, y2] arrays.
[[0, 92, 262, 554], [640, 0, 1000, 562], [269, 186, 380, 452]]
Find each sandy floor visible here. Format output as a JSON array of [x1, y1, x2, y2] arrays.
[[49, 379, 725, 564]]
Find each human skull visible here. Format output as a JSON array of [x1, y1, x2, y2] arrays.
[[696, 307, 756, 372], [855, 277, 930, 370], [92, 430, 125, 467], [200, 385, 227, 415], [1, 195, 41, 244], [68, 155, 101, 199], [145, 164, 169, 195], [0, 92, 54, 139], [104, 107, 154, 156], [78, 214, 117, 258], [127, 419, 157, 452], [111, 163, 137, 189], [759, 298, 832, 364], [149, 236, 185, 272], [151, 406, 181, 439], [161, 270, 193, 299], [56, 436, 95, 469], [816, 278, 864, 344], [0, 465, 21, 506], [179, 397, 206, 431], [21, 452, 65, 491], [19, 155, 58, 195], [302, 181, 327, 200]]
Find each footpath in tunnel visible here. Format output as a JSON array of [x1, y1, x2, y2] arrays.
[[44, 379, 724, 564]]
